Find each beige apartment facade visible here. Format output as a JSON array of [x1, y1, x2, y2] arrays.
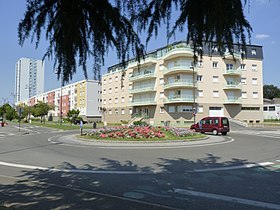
[[102, 41, 263, 127]]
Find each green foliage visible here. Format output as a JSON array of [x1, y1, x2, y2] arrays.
[[0, 103, 17, 121], [263, 84, 280, 99], [133, 121, 148, 126], [18, 0, 251, 83], [67, 109, 80, 124], [31, 101, 54, 122]]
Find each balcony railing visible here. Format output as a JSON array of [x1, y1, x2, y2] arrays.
[[223, 52, 242, 59], [127, 53, 157, 68], [223, 82, 242, 90], [129, 71, 156, 82], [162, 45, 193, 60], [164, 79, 196, 89], [224, 97, 242, 104], [129, 85, 156, 94], [223, 68, 242, 76], [163, 65, 196, 75], [129, 99, 157, 106], [164, 95, 195, 104]]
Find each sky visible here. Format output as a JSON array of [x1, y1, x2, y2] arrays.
[[0, 0, 279, 105]]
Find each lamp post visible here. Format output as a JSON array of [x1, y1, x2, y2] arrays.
[[55, 69, 63, 125], [192, 65, 196, 125], [101, 107, 107, 127], [25, 85, 31, 123]]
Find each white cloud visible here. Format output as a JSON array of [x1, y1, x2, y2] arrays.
[[255, 34, 270, 40]]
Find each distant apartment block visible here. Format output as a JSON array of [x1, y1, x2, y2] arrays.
[[102, 41, 264, 126], [15, 57, 45, 102], [16, 80, 102, 121]]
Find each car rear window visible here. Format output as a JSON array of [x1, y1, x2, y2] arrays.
[[222, 118, 229, 125]]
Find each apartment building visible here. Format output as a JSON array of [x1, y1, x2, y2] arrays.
[[15, 57, 45, 102], [16, 80, 102, 121], [102, 41, 263, 126]]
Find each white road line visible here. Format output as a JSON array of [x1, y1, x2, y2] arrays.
[[186, 162, 275, 173], [0, 174, 179, 210], [0, 161, 154, 175], [172, 188, 280, 209]]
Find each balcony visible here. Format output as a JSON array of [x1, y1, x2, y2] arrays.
[[128, 71, 156, 82], [164, 95, 195, 104], [164, 79, 196, 90], [163, 65, 196, 75], [223, 82, 242, 90], [129, 99, 157, 106], [128, 54, 157, 68], [162, 46, 193, 60], [223, 52, 242, 60], [129, 85, 156, 94], [224, 97, 242, 104], [223, 68, 242, 76]]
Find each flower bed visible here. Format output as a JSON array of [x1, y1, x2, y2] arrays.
[[85, 126, 197, 140]]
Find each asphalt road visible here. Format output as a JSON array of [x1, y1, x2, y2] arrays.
[[0, 123, 280, 210]]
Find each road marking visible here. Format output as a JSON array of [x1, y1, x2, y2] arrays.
[[0, 174, 179, 210], [185, 162, 275, 173], [172, 188, 280, 209], [0, 161, 154, 175]]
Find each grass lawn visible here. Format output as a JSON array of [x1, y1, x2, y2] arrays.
[[24, 121, 102, 130]]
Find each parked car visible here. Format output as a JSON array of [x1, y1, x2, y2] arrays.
[[190, 116, 230, 135]]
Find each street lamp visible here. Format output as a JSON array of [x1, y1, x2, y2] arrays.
[[192, 65, 196, 125], [54, 69, 63, 125], [25, 85, 31, 123]]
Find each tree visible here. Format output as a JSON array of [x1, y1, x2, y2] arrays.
[[67, 109, 80, 124], [263, 85, 280, 100], [32, 101, 54, 123], [0, 103, 17, 121], [19, 0, 251, 83]]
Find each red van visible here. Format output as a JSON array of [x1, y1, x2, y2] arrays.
[[190, 117, 230, 135]]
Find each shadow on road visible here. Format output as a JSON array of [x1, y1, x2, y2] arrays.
[[0, 154, 279, 209]]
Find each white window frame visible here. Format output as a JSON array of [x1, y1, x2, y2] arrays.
[[213, 90, 219, 98], [253, 92, 258, 99], [242, 91, 247, 99], [212, 76, 219, 83], [212, 61, 218, 68]]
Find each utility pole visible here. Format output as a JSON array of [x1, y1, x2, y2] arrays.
[[192, 65, 196, 125]]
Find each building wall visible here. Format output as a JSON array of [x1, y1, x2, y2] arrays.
[[15, 80, 101, 121], [15, 58, 45, 102], [102, 41, 264, 126]]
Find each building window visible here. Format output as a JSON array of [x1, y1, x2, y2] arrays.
[[198, 90, 203, 97], [197, 60, 203, 67], [115, 109, 118, 115], [159, 64, 164, 71], [212, 76, 219, 83], [213, 90, 219, 98], [103, 89, 106, 94], [109, 88, 112, 94], [121, 109, 125, 114], [159, 78, 164, 85], [251, 49, 257, 55], [160, 107, 164, 113], [197, 75, 203, 82], [252, 78, 258, 85], [115, 76, 118, 81], [115, 98, 118, 103], [121, 97, 125, 103], [129, 84, 132, 89], [263, 106, 267, 111], [242, 91, 247, 99], [109, 78, 112, 83], [129, 96, 132, 102], [241, 64, 246, 70], [252, 64, 257, 71], [103, 100, 106, 105], [109, 110, 112, 115], [115, 87, 118, 92], [226, 63, 233, 70], [241, 77, 247, 85], [269, 106, 276, 111], [109, 98, 112, 104], [212, 61, 218, 68], [241, 107, 260, 111], [198, 106, 203, 113], [160, 92, 164, 99], [129, 108, 133, 114], [253, 92, 258, 99], [169, 106, 175, 113]]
